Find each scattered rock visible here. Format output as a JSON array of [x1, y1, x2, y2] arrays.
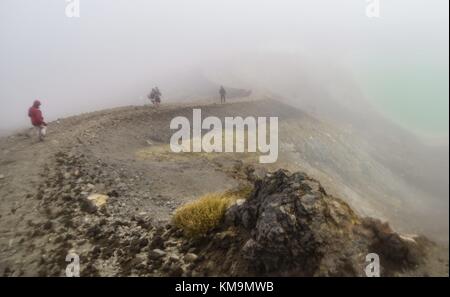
[[86, 193, 108, 208], [168, 262, 184, 277], [150, 234, 165, 249], [149, 249, 166, 260], [184, 253, 198, 263], [42, 221, 53, 230], [11, 141, 442, 277]]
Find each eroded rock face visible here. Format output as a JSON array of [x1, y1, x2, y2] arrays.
[[190, 170, 429, 276]]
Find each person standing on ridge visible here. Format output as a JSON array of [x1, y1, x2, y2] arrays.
[[28, 100, 47, 141], [148, 87, 162, 107], [219, 86, 226, 104]]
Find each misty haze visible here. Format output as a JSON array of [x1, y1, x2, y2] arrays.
[[0, 0, 448, 277]]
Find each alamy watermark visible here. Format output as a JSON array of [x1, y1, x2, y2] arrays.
[[65, 0, 80, 18], [65, 252, 80, 277], [365, 253, 380, 277], [64, 1, 379, 20], [366, 0, 380, 18], [169, 109, 279, 164]]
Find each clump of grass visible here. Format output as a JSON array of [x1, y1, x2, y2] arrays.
[[172, 187, 252, 238]]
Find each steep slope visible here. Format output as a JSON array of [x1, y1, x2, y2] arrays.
[[203, 53, 448, 227]]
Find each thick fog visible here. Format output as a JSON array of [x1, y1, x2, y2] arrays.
[[0, 0, 448, 144]]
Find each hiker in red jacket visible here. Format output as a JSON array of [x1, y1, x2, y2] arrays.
[[28, 100, 47, 141]]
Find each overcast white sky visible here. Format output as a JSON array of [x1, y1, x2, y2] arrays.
[[0, 0, 448, 138]]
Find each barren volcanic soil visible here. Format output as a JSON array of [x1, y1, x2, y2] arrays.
[[0, 99, 447, 276], [0, 100, 275, 275]]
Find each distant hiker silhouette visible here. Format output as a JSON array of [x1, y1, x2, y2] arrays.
[[219, 86, 226, 104], [148, 87, 162, 107], [28, 100, 47, 141]]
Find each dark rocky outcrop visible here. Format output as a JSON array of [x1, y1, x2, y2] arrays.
[[188, 170, 429, 276]]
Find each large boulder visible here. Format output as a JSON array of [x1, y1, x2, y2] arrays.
[[190, 170, 428, 276]]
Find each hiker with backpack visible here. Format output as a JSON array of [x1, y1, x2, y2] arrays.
[[148, 87, 162, 107]]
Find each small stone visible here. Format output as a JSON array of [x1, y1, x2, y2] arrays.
[[168, 262, 184, 277], [139, 238, 149, 248], [42, 221, 53, 230], [87, 193, 108, 208], [184, 253, 198, 263], [168, 254, 180, 263], [149, 249, 166, 260], [150, 235, 164, 249], [80, 199, 97, 214]]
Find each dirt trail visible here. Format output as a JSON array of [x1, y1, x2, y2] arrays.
[[0, 100, 254, 275], [0, 115, 80, 274]]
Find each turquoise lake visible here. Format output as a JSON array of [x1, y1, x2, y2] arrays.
[[355, 51, 449, 140]]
